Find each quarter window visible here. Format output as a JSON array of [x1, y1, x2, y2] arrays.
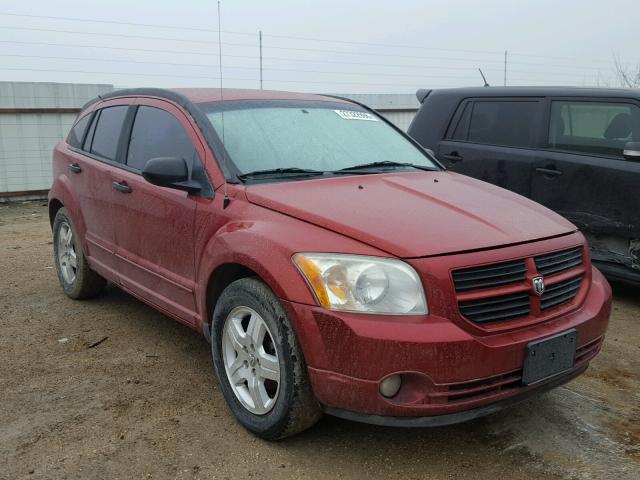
[[548, 101, 640, 157], [451, 102, 471, 141], [464, 101, 539, 147], [127, 106, 199, 171], [68, 113, 92, 148], [90, 106, 128, 161]]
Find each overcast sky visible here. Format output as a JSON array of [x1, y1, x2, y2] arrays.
[[1, 0, 638, 93]]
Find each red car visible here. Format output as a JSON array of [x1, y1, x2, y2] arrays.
[[49, 88, 611, 439]]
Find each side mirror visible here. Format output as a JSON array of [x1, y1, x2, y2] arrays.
[[142, 157, 201, 193], [623, 141, 640, 161]]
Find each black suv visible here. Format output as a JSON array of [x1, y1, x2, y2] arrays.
[[408, 87, 640, 285]]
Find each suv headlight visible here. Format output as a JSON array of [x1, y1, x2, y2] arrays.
[[292, 253, 428, 315]]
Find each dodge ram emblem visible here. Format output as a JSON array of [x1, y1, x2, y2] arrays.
[[532, 276, 545, 296]]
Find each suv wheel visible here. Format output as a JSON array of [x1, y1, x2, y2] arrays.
[[53, 207, 106, 299], [211, 277, 321, 439]]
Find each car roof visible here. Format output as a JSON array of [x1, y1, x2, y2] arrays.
[[173, 88, 351, 104], [87, 87, 351, 107], [422, 86, 640, 100]]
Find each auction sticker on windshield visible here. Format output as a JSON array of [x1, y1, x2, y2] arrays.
[[334, 110, 378, 121]]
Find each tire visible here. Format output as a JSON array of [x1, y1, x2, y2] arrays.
[[52, 207, 106, 299], [211, 277, 322, 440]]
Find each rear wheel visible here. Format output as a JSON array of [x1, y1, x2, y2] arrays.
[[53, 207, 106, 299], [211, 277, 321, 439]]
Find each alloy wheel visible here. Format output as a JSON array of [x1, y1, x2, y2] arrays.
[[57, 221, 77, 284], [222, 306, 281, 415]]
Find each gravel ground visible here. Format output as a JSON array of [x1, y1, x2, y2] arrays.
[[1, 200, 638, 480]]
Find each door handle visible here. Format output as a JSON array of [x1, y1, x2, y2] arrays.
[[442, 152, 463, 163], [68, 163, 82, 174], [535, 167, 563, 177], [112, 181, 132, 193]]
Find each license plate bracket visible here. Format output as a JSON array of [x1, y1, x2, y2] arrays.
[[522, 329, 577, 385]]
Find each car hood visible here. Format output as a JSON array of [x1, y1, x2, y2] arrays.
[[245, 171, 576, 258]]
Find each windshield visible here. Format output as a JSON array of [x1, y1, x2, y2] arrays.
[[202, 101, 438, 177]]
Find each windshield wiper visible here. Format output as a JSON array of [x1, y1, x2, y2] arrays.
[[237, 167, 326, 181], [333, 161, 437, 173]]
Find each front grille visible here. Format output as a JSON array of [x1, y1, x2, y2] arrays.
[[575, 336, 603, 363], [443, 370, 522, 403], [459, 292, 530, 323], [535, 247, 583, 276], [541, 276, 583, 310], [452, 259, 527, 292], [452, 245, 585, 327]]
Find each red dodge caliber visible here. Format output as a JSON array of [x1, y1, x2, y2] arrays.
[[49, 88, 611, 439]]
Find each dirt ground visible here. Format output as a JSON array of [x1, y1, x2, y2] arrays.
[[1, 200, 638, 480]]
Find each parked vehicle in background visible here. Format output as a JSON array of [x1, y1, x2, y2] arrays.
[[49, 88, 611, 440], [408, 87, 640, 285]]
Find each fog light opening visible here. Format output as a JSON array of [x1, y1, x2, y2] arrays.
[[379, 374, 402, 398]]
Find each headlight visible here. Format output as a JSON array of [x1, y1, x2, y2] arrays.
[[292, 253, 428, 315]]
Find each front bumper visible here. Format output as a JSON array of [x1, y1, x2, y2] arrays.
[[282, 266, 611, 420], [325, 365, 587, 427]]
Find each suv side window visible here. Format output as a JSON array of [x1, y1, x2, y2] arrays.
[[127, 106, 200, 172], [548, 100, 640, 157], [465, 101, 539, 147], [68, 113, 93, 148], [90, 106, 129, 161]]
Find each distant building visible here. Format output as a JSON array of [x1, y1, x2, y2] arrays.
[[0, 82, 419, 199]]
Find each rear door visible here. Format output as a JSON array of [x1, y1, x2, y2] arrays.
[[437, 98, 543, 197], [109, 99, 210, 325], [531, 97, 640, 268], [69, 102, 131, 279]]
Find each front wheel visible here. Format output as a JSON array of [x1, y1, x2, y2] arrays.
[[211, 277, 321, 439]]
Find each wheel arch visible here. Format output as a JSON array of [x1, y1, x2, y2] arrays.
[[48, 175, 88, 252], [48, 198, 64, 228], [204, 262, 260, 341]]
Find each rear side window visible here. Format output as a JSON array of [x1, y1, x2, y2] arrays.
[[68, 113, 92, 148], [466, 101, 538, 147], [90, 106, 128, 161], [548, 101, 640, 157], [126, 106, 199, 171]]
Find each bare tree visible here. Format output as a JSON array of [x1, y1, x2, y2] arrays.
[[614, 54, 640, 88]]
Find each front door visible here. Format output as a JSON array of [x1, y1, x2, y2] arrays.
[[110, 99, 209, 325]]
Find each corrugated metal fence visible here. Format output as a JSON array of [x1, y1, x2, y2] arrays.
[[0, 82, 113, 198]]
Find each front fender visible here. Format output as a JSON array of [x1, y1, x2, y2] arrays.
[[196, 221, 317, 314]]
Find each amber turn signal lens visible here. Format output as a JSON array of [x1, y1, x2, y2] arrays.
[[292, 254, 331, 307]]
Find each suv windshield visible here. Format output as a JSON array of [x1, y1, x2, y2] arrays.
[[201, 100, 438, 179]]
